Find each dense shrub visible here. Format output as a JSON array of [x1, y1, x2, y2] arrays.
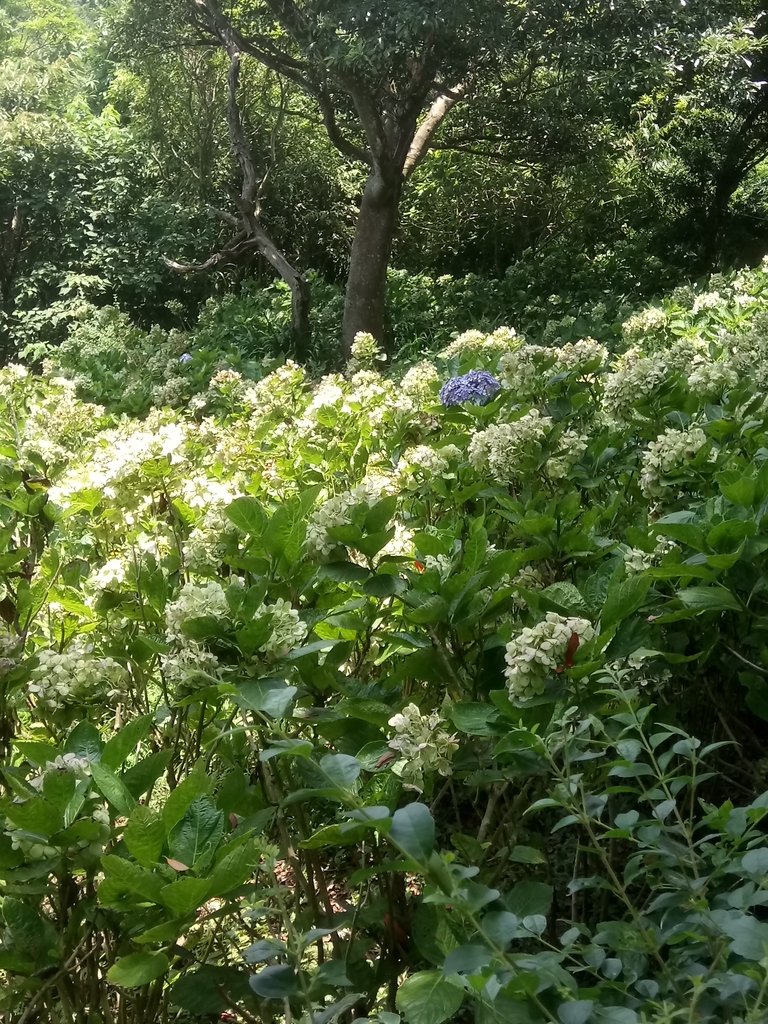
[[2, 262, 768, 1021]]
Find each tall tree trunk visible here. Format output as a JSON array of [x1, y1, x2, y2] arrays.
[[342, 170, 401, 356]]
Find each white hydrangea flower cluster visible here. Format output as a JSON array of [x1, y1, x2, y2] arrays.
[[687, 360, 738, 397], [623, 548, 654, 574], [423, 553, 453, 579], [89, 557, 130, 593], [161, 645, 220, 691], [498, 345, 554, 395], [511, 565, 545, 609], [601, 349, 670, 421], [399, 361, 440, 407], [179, 474, 240, 512], [396, 444, 460, 486], [165, 580, 230, 640], [468, 410, 552, 483], [305, 478, 394, 558], [152, 375, 189, 409], [183, 506, 241, 572], [621, 306, 668, 345], [544, 430, 588, 480], [49, 415, 188, 507], [349, 332, 386, 370], [504, 613, 595, 701], [640, 426, 708, 498], [306, 375, 345, 413], [22, 384, 105, 466], [692, 291, 723, 315], [209, 368, 243, 393], [623, 535, 680, 575], [241, 361, 307, 415], [387, 703, 459, 790], [439, 326, 520, 361], [254, 598, 306, 656], [28, 642, 128, 710], [552, 338, 608, 375], [10, 753, 111, 860]]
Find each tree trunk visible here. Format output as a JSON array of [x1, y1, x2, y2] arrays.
[[342, 170, 401, 357], [248, 219, 312, 359]]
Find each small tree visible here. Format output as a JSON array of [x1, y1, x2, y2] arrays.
[[180, 0, 523, 354]]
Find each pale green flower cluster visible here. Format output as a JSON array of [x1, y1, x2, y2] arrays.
[[553, 338, 608, 375], [28, 642, 128, 710], [498, 344, 553, 395], [49, 413, 188, 507], [165, 580, 229, 640], [505, 613, 595, 701], [692, 291, 723, 314], [439, 326, 520, 361], [242, 361, 307, 415], [544, 430, 588, 480], [687, 359, 738, 397], [423, 553, 453, 579], [512, 565, 546, 609], [349, 331, 386, 371], [623, 534, 679, 575], [621, 305, 668, 344], [161, 645, 220, 691], [183, 506, 240, 572], [9, 754, 110, 860], [640, 426, 708, 498], [468, 410, 552, 483], [22, 380, 105, 466], [305, 478, 392, 558], [396, 444, 460, 486], [602, 349, 670, 420], [399, 361, 440, 407], [209, 368, 244, 393], [90, 556, 130, 592], [387, 703, 458, 790], [254, 598, 306, 656]]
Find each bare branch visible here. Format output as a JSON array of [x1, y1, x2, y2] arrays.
[[162, 236, 257, 273]]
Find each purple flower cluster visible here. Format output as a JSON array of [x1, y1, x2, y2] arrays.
[[439, 370, 501, 407]]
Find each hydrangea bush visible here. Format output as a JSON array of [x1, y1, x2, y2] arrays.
[[3, 262, 768, 1021]]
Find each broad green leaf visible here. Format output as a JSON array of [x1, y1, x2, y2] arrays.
[[159, 876, 212, 916], [319, 753, 362, 789], [260, 739, 314, 761], [167, 796, 224, 870], [226, 496, 266, 535], [101, 714, 152, 770], [395, 970, 464, 1024], [249, 964, 300, 998], [676, 586, 742, 612], [169, 965, 251, 1014], [449, 703, 498, 736], [107, 952, 169, 988], [506, 881, 553, 918], [64, 721, 103, 761], [162, 761, 212, 833], [124, 806, 165, 867], [390, 803, 434, 862], [232, 678, 297, 717], [601, 575, 650, 631], [90, 763, 135, 816]]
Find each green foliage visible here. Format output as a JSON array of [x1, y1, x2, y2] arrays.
[[2, 260, 768, 1020]]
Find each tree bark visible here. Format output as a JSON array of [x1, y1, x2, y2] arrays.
[[341, 170, 401, 356]]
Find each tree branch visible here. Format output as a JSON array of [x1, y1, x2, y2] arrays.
[[402, 81, 469, 180]]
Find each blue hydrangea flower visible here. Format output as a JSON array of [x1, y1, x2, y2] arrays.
[[439, 370, 501, 407]]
